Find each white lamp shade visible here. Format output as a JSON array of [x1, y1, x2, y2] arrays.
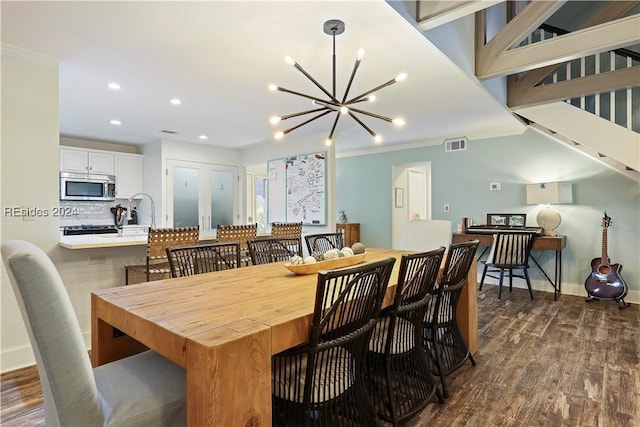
[[526, 182, 573, 205]]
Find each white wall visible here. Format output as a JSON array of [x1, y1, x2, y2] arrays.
[[0, 49, 151, 373], [1, 47, 60, 370]]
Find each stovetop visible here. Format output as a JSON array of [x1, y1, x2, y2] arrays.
[[63, 225, 118, 236]]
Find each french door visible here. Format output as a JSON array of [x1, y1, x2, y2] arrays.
[[166, 160, 238, 231]]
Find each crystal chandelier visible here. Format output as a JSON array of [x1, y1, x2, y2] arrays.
[[268, 19, 407, 146]]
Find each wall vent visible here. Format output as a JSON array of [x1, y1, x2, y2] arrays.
[[444, 137, 468, 152], [160, 130, 179, 134]]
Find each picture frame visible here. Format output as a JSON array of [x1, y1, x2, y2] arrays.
[[394, 188, 404, 208], [487, 214, 507, 226], [486, 213, 527, 227]]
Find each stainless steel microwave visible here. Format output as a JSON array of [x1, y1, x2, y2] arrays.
[[60, 172, 116, 201]]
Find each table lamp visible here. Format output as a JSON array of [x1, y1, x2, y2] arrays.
[[526, 182, 573, 236]]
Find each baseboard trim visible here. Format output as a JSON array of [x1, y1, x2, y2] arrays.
[[478, 274, 639, 304]]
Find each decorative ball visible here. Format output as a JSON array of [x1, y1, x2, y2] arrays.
[[340, 247, 354, 257], [312, 252, 325, 261], [290, 255, 304, 265], [303, 256, 317, 264], [324, 249, 340, 259], [351, 242, 365, 254]]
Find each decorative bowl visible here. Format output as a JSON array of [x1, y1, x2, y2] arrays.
[[284, 252, 367, 275]]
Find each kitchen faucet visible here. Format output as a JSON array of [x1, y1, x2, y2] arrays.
[[127, 193, 156, 229]]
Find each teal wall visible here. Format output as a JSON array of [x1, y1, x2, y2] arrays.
[[336, 129, 640, 295]]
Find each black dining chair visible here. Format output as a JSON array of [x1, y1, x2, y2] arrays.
[[423, 239, 479, 398], [125, 227, 200, 284], [304, 232, 345, 254], [166, 242, 240, 277], [247, 237, 303, 265], [366, 248, 446, 426], [271, 257, 396, 427], [479, 232, 537, 300]]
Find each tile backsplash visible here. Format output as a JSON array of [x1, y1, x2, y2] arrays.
[[59, 200, 138, 227]]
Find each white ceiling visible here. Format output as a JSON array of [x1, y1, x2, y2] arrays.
[[1, 1, 525, 153]]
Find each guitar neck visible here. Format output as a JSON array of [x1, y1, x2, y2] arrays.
[[601, 226, 609, 266]]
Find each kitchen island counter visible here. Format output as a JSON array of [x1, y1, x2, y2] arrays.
[[59, 229, 216, 249]]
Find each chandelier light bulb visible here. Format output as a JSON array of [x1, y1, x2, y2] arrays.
[[284, 56, 295, 65], [325, 138, 332, 146], [374, 134, 382, 143], [270, 116, 282, 124], [268, 84, 278, 91], [274, 131, 284, 140], [392, 118, 405, 126], [368, 95, 376, 102], [395, 73, 407, 82], [340, 106, 349, 114], [357, 48, 365, 60]]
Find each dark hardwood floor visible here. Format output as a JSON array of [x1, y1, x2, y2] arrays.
[[1, 284, 638, 426]]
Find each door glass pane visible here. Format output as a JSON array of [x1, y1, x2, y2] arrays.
[[173, 166, 200, 227], [256, 177, 267, 234], [210, 170, 234, 228]]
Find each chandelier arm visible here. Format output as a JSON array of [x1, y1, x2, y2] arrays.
[[328, 112, 341, 141], [292, 62, 339, 103], [344, 78, 397, 105], [341, 57, 362, 103], [280, 107, 328, 121], [348, 107, 393, 123], [347, 111, 377, 138], [282, 110, 333, 135], [276, 86, 341, 107]]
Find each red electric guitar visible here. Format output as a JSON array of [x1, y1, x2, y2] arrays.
[[584, 212, 629, 308]]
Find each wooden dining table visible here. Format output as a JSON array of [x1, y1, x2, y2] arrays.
[[91, 248, 478, 427]]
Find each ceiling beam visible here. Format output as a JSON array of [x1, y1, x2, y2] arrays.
[[508, 67, 640, 108], [417, 0, 503, 31], [476, 1, 565, 76], [507, 1, 640, 107], [478, 14, 640, 79]]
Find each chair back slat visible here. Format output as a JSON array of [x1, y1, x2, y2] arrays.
[[304, 232, 345, 254], [216, 224, 257, 251], [167, 242, 240, 277], [247, 237, 302, 265], [147, 227, 200, 258], [271, 222, 303, 238], [440, 239, 480, 286], [486, 233, 535, 267]]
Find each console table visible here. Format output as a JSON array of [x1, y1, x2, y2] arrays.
[[336, 222, 360, 246], [452, 232, 566, 300]]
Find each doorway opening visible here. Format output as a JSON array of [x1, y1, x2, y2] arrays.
[[391, 162, 432, 249]]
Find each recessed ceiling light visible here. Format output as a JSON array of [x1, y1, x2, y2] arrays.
[[110, 119, 122, 125], [108, 82, 121, 90], [199, 135, 208, 140], [170, 98, 181, 105]]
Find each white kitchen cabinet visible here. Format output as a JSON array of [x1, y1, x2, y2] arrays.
[[115, 154, 144, 199], [60, 148, 114, 174]]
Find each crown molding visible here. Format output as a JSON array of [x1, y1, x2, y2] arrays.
[[1, 44, 58, 67]]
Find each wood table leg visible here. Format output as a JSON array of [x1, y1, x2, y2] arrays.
[[186, 321, 272, 427], [457, 258, 478, 355], [91, 294, 147, 367]]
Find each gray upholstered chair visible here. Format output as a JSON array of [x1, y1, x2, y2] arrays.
[[1, 240, 186, 427]]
